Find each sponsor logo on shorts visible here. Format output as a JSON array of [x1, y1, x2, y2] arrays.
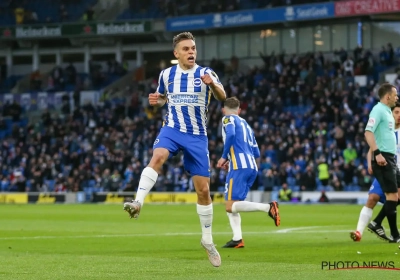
[[154, 139, 160, 146]]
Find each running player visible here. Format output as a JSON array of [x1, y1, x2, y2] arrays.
[[216, 97, 280, 248], [351, 101, 400, 242], [123, 32, 226, 267]]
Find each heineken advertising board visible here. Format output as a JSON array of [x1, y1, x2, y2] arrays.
[[0, 20, 151, 39]]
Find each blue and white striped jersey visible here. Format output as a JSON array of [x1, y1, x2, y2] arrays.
[[396, 129, 400, 169], [221, 115, 260, 171], [157, 64, 222, 135]]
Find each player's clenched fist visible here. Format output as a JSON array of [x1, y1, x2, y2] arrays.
[[201, 74, 213, 85], [148, 93, 161, 106]]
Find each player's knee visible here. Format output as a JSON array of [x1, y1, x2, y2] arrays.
[[225, 201, 233, 213], [148, 149, 168, 169], [196, 185, 210, 199], [366, 197, 378, 208]]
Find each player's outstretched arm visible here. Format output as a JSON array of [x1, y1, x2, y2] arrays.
[[148, 93, 167, 108]]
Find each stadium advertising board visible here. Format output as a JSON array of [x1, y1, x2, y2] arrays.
[[0, 20, 151, 39], [165, 2, 334, 31], [0, 193, 28, 204], [15, 25, 62, 38], [28, 193, 66, 204], [0, 193, 66, 204], [92, 192, 226, 204], [335, 0, 400, 16]]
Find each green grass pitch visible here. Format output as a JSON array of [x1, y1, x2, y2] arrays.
[[1, 203, 400, 279]]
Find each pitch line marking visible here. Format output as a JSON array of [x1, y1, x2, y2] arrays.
[[0, 226, 350, 240]]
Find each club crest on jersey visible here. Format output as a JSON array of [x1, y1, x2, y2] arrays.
[[193, 78, 202, 87], [223, 117, 230, 124]]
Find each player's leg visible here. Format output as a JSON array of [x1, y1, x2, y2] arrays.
[[222, 170, 244, 248], [123, 128, 179, 219], [387, 166, 400, 242], [182, 135, 221, 267], [371, 156, 399, 242], [227, 169, 280, 226], [223, 204, 244, 248], [350, 193, 379, 242], [351, 179, 385, 241], [371, 173, 400, 231], [363, 179, 392, 241]]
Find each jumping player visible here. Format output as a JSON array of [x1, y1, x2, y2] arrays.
[[217, 97, 280, 248], [351, 100, 400, 242], [123, 32, 226, 267]]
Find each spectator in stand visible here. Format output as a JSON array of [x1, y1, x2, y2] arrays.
[[59, 4, 69, 22], [278, 183, 292, 202], [343, 57, 354, 77], [317, 157, 329, 187], [0, 42, 396, 194], [83, 6, 95, 21], [343, 143, 357, 164], [14, 6, 24, 24]]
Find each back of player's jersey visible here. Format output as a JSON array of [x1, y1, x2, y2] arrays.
[[222, 115, 259, 171]]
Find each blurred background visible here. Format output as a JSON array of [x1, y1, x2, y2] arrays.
[[0, 0, 400, 204]]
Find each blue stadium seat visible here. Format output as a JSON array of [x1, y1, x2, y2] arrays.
[[270, 191, 279, 201], [291, 186, 300, 192], [287, 177, 296, 187], [1, 181, 9, 191], [45, 180, 55, 192]]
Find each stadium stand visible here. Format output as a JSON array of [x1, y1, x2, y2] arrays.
[[1, 43, 399, 198], [0, 0, 97, 26], [1, 0, 400, 202]]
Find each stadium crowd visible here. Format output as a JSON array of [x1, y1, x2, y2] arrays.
[[0, 43, 398, 195]]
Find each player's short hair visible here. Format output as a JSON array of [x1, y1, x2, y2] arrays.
[[224, 97, 240, 110], [378, 83, 396, 99], [392, 101, 400, 111], [173, 32, 195, 49]]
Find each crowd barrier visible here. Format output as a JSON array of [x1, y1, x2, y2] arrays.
[[0, 191, 370, 204]]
